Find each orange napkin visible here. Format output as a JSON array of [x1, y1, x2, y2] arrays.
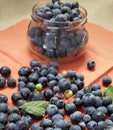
[[0, 19, 113, 105]]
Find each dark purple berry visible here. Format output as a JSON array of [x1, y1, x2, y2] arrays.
[[7, 77, 16, 87], [87, 60, 96, 70], [0, 66, 11, 77]]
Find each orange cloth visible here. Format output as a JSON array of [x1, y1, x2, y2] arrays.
[[0, 19, 113, 106]]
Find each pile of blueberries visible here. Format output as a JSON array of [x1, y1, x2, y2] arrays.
[[28, 0, 87, 59], [0, 59, 113, 130]]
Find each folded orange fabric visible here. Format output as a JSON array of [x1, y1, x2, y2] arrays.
[[0, 19, 113, 105]]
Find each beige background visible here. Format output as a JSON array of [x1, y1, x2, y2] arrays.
[[0, 0, 113, 31]]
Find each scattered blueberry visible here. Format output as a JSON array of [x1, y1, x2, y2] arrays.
[[0, 66, 11, 77], [87, 60, 96, 70]]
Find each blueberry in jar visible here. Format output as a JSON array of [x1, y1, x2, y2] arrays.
[[0, 66, 11, 77]]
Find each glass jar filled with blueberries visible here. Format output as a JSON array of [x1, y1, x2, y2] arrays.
[[27, 0, 88, 62]]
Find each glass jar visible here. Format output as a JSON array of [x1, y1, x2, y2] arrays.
[[27, 0, 88, 63]]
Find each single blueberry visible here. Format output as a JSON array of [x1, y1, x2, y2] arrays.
[[0, 66, 11, 77], [7, 77, 16, 87], [0, 77, 6, 88]]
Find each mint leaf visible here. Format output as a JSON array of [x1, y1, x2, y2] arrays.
[[104, 85, 113, 103], [19, 101, 49, 116]]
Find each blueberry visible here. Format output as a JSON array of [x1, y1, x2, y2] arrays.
[[52, 8, 61, 17], [50, 96, 58, 105], [17, 81, 26, 90], [8, 106, 19, 114], [31, 66, 41, 74], [92, 111, 105, 122], [53, 86, 60, 94], [38, 76, 48, 86], [5, 122, 16, 130], [44, 89, 53, 100], [62, 2, 71, 8], [53, 119, 71, 130], [107, 104, 113, 114], [35, 10, 45, 19], [75, 73, 84, 81], [71, 1, 79, 9], [0, 103, 8, 113], [56, 99, 65, 109], [8, 113, 21, 123], [0, 112, 7, 124], [73, 97, 82, 108], [52, 0, 60, 4], [53, 1, 61, 9], [20, 88, 31, 100], [46, 2, 54, 9], [87, 60, 96, 70], [61, 6, 70, 13], [28, 72, 39, 83], [31, 123, 42, 130], [48, 80, 58, 89], [94, 96, 102, 108], [70, 111, 83, 123], [82, 93, 96, 107], [11, 93, 23, 104], [29, 91, 44, 101], [30, 59, 41, 68], [18, 76, 28, 83], [64, 103, 76, 115], [84, 106, 96, 116], [26, 82, 35, 91], [105, 119, 113, 126], [69, 125, 81, 130], [97, 106, 108, 114], [92, 89, 103, 98], [70, 84, 78, 94], [7, 77, 16, 87], [83, 114, 91, 123], [48, 67, 58, 76], [55, 92, 64, 99], [29, 90, 44, 101], [76, 90, 84, 99], [18, 66, 31, 77], [97, 121, 107, 130], [102, 96, 112, 106], [55, 14, 68, 22], [0, 77, 6, 88], [58, 78, 71, 90], [0, 66, 11, 77], [45, 11, 53, 20], [56, 74, 64, 81], [83, 86, 91, 94], [87, 120, 97, 130], [0, 94, 8, 103], [91, 83, 101, 90], [47, 74, 56, 81], [70, 9, 78, 20], [41, 118, 52, 128], [14, 119, 29, 130], [102, 76, 112, 86], [58, 109, 65, 116], [55, 47, 67, 58], [45, 127, 53, 130], [78, 121, 86, 130], [0, 123, 5, 130], [16, 99, 26, 106], [45, 50, 55, 58], [46, 104, 58, 116], [66, 70, 76, 79], [28, 27, 43, 38], [49, 61, 58, 69], [109, 113, 113, 123], [21, 115, 32, 125], [75, 79, 84, 90], [30, 36, 44, 47]]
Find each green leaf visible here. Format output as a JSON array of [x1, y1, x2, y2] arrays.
[[104, 85, 113, 103], [19, 101, 49, 116]]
